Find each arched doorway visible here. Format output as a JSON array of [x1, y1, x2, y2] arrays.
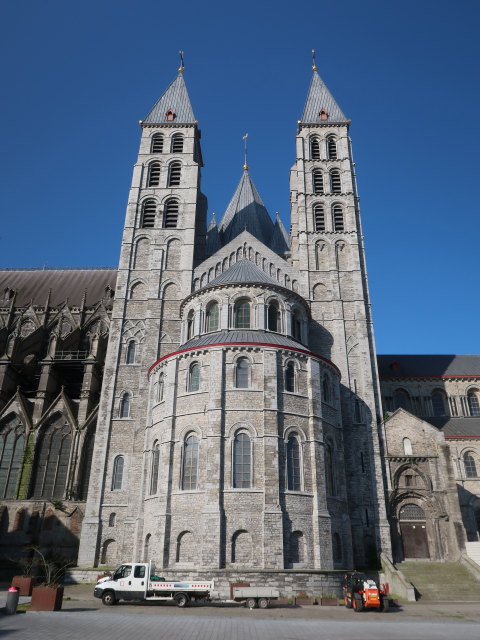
[[399, 503, 430, 559]]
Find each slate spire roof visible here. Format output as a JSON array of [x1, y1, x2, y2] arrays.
[[143, 73, 195, 124], [301, 70, 348, 124], [218, 170, 275, 246], [271, 213, 291, 255], [206, 213, 221, 256]]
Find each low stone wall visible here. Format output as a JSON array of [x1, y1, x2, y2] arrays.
[[66, 568, 344, 598]]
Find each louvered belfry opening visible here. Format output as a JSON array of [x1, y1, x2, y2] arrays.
[[141, 199, 156, 228], [327, 136, 337, 160], [168, 162, 181, 187], [164, 199, 179, 228], [148, 162, 161, 187], [311, 137, 320, 160], [151, 133, 164, 153], [333, 205, 344, 231], [314, 204, 325, 231], [330, 169, 341, 193], [313, 169, 324, 194], [171, 133, 184, 153]]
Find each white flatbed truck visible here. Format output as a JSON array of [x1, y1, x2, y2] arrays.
[[94, 562, 279, 609]]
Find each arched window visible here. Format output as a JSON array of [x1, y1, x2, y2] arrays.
[[468, 390, 480, 417], [313, 169, 324, 194], [333, 204, 344, 231], [141, 199, 156, 228], [291, 310, 302, 341], [313, 204, 325, 231], [325, 442, 335, 495], [171, 133, 184, 153], [188, 362, 200, 392], [32, 415, 72, 499], [151, 133, 163, 153], [150, 442, 160, 494], [111, 456, 124, 490], [393, 389, 411, 412], [327, 136, 337, 160], [186, 310, 195, 340], [147, 162, 161, 187], [322, 374, 332, 403], [163, 198, 179, 228], [399, 503, 425, 521], [310, 137, 320, 160], [286, 434, 301, 491], [157, 372, 164, 402], [464, 452, 478, 478], [120, 392, 131, 418], [182, 434, 199, 490], [267, 301, 280, 332], [126, 340, 136, 364], [205, 302, 219, 332], [330, 169, 341, 193], [235, 357, 250, 389], [233, 432, 251, 488], [167, 161, 181, 187], [285, 362, 295, 392], [403, 437, 413, 455], [234, 299, 251, 329], [108, 512, 116, 527], [0, 415, 25, 499], [432, 391, 447, 416]]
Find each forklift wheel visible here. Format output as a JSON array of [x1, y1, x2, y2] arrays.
[[353, 595, 364, 612]]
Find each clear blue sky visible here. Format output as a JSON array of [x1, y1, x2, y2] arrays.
[[1, 0, 478, 355]]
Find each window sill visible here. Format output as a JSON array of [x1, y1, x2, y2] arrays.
[[282, 490, 314, 496], [224, 488, 263, 493]]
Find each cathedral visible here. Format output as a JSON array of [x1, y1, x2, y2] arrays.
[[1, 63, 479, 582]]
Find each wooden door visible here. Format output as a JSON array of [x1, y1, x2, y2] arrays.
[[400, 522, 430, 558]]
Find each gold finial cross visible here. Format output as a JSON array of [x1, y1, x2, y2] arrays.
[[178, 50, 185, 73], [312, 49, 317, 72], [243, 133, 249, 170]]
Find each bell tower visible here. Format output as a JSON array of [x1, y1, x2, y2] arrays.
[[290, 58, 391, 564], [78, 64, 207, 566]]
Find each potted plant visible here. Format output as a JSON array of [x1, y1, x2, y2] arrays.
[[11, 556, 37, 596], [295, 590, 316, 606], [29, 547, 73, 611], [320, 594, 338, 606]]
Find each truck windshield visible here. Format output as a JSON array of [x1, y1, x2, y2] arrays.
[[113, 565, 132, 580]]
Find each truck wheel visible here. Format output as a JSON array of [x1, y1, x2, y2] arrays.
[[102, 591, 116, 606], [353, 595, 364, 612], [175, 593, 189, 608], [258, 598, 268, 609], [246, 598, 257, 609]]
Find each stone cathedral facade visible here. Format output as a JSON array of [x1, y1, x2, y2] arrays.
[[1, 67, 479, 576]]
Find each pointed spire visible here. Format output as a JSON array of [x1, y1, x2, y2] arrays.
[[301, 65, 348, 124], [143, 70, 195, 124], [206, 213, 221, 256], [218, 171, 274, 246], [271, 212, 291, 256]]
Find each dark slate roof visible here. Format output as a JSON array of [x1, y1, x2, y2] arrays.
[[143, 73, 195, 124], [301, 71, 348, 124], [218, 170, 275, 246], [0, 268, 117, 307], [180, 330, 304, 351], [202, 259, 279, 288], [377, 355, 480, 378], [270, 214, 291, 255], [206, 215, 221, 256], [427, 417, 480, 438]]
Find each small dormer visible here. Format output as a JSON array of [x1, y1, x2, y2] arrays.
[[165, 108, 175, 121]]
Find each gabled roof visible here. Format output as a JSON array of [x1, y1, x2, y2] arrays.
[[218, 170, 275, 246], [203, 259, 279, 289], [270, 214, 291, 255], [377, 355, 480, 378], [301, 71, 348, 124], [143, 73, 195, 124]]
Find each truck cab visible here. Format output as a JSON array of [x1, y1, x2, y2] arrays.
[[94, 563, 150, 605]]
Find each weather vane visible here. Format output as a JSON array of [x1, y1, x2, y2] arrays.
[[243, 133, 249, 170], [312, 49, 317, 72], [178, 50, 185, 73]]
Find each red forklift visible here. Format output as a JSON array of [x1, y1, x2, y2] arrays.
[[342, 572, 389, 612]]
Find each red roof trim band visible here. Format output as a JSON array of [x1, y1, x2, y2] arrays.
[[148, 341, 340, 377], [444, 435, 480, 440], [380, 375, 479, 380]]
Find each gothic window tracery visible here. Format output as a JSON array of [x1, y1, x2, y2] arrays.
[[0, 414, 25, 499], [32, 414, 72, 499]]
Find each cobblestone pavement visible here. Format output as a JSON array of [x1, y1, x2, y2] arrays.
[[1, 586, 480, 640]]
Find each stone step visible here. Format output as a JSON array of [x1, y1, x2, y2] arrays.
[[397, 561, 480, 601]]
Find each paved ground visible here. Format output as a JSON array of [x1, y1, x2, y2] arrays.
[[1, 585, 480, 640]]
